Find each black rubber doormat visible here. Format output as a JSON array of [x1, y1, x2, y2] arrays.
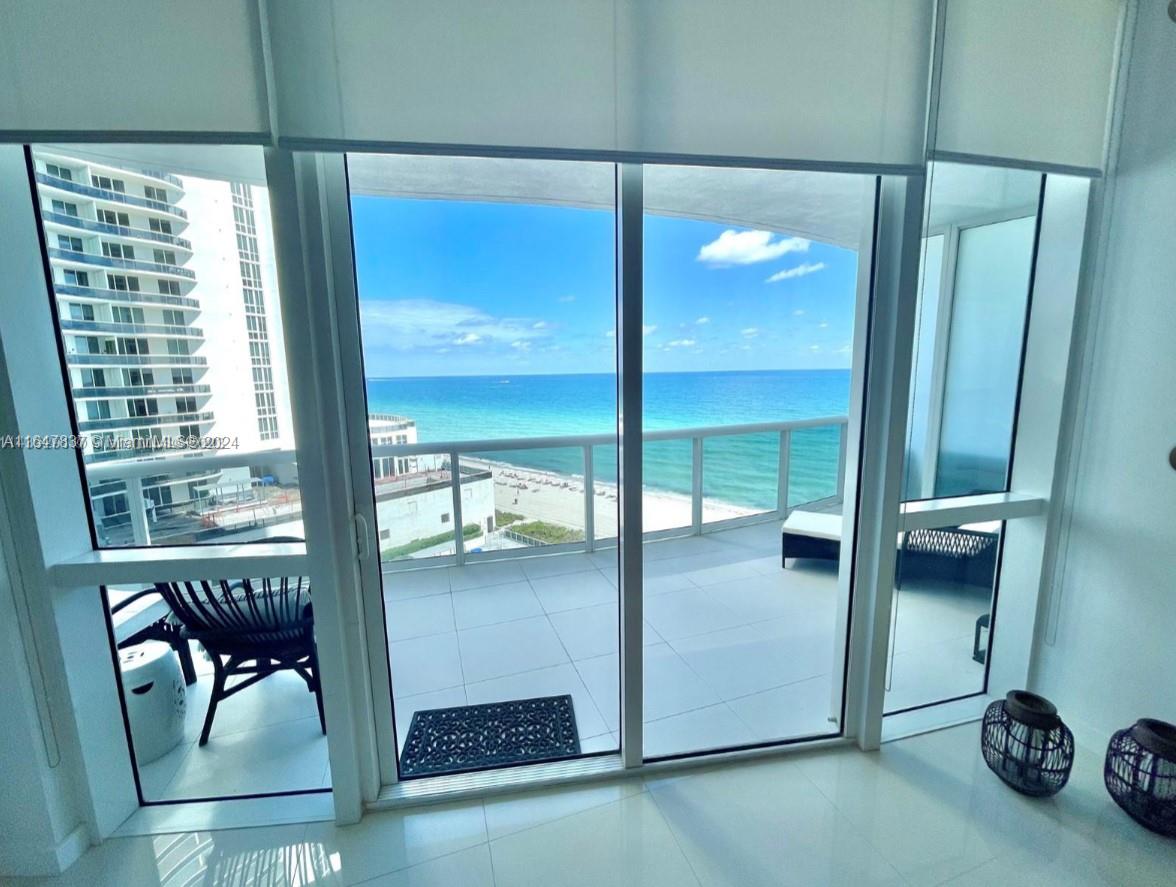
[[399, 694, 580, 778]]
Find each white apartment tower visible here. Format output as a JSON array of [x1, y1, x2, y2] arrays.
[[30, 149, 290, 544]]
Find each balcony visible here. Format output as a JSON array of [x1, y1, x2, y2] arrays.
[[41, 210, 192, 250], [76, 410, 213, 433], [55, 282, 199, 311], [60, 318, 203, 339], [72, 383, 211, 400], [47, 247, 196, 280], [67, 353, 208, 368], [35, 172, 188, 219]]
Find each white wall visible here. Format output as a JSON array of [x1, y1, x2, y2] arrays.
[[1032, 2, 1176, 743]]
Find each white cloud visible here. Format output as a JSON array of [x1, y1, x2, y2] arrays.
[[741, 327, 759, 338], [818, 321, 829, 328], [810, 344, 821, 352], [642, 324, 658, 337], [793, 309, 806, 317], [532, 321, 548, 329], [698, 230, 810, 266], [766, 261, 826, 283], [558, 295, 576, 303], [695, 316, 711, 325], [667, 338, 696, 348], [359, 299, 550, 351], [605, 329, 615, 339], [510, 340, 531, 351]]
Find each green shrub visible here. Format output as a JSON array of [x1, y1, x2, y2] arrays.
[[383, 522, 481, 558]]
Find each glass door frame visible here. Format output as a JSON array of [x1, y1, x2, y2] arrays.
[[273, 145, 1069, 803]]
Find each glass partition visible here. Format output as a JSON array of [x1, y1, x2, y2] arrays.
[[346, 154, 621, 777]]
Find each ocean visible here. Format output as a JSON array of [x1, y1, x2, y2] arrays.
[[366, 370, 850, 512]]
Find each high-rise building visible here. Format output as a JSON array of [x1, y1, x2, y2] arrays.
[[30, 149, 289, 544]]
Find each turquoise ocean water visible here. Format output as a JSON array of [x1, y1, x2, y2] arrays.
[[366, 370, 850, 512]]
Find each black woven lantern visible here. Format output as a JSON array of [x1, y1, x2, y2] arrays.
[[1104, 719, 1176, 837], [981, 691, 1074, 797]]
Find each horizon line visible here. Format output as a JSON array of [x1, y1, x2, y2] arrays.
[[366, 366, 852, 381]]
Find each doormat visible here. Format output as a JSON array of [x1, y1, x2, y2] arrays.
[[400, 694, 580, 778]]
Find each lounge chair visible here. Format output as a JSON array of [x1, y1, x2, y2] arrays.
[[152, 575, 325, 745]]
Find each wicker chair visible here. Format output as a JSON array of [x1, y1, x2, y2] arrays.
[[153, 576, 325, 746]]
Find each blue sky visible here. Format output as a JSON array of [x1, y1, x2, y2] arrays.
[[351, 196, 858, 378]]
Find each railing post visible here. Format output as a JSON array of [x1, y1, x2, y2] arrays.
[[836, 422, 849, 501], [691, 436, 703, 534], [126, 476, 152, 545], [583, 444, 595, 553], [449, 451, 465, 566], [777, 430, 791, 518]]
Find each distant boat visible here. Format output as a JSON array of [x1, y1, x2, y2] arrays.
[[498, 379, 511, 384]]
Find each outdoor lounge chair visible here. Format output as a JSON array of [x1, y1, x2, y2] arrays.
[[152, 576, 325, 746]]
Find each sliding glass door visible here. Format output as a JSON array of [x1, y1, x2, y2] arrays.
[[344, 154, 621, 778], [639, 165, 876, 757]]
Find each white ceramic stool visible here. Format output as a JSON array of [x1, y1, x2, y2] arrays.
[[119, 640, 187, 763]]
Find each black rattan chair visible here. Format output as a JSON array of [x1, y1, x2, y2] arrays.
[[153, 576, 324, 746]]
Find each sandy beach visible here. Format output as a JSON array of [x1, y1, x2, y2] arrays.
[[465, 456, 757, 538]]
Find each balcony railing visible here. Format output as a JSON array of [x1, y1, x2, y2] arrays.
[[77, 411, 214, 433], [41, 210, 192, 250], [67, 353, 208, 368], [60, 318, 203, 338], [80, 417, 849, 552], [55, 283, 199, 311], [73, 383, 211, 399], [48, 247, 196, 280], [35, 172, 188, 219]]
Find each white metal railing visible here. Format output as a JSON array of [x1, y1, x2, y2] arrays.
[[80, 417, 849, 553]]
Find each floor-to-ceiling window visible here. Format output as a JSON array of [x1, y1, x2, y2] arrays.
[[345, 154, 621, 777], [638, 164, 876, 757], [886, 162, 1044, 714]]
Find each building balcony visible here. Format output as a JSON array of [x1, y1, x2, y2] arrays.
[[67, 353, 208, 368], [60, 318, 204, 339], [35, 172, 188, 220], [48, 247, 196, 281], [55, 283, 199, 311], [72, 383, 211, 400], [77, 411, 214, 433], [41, 210, 192, 251]]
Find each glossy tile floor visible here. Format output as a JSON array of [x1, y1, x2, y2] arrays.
[[20, 723, 1176, 886], [136, 650, 330, 801]]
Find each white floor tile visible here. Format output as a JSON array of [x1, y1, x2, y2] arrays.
[[571, 653, 622, 733], [464, 662, 610, 740], [643, 587, 746, 641], [361, 845, 496, 887], [388, 632, 465, 697], [647, 757, 906, 886], [488, 793, 701, 887], [529, 569, 617, 613], [385, 592, 455, 641], [726, 675, 838, 741], [669, 622, 829, 701], [381, 567, 451, 600], [642, 643, 722, 722], [304, 800, 487, 884], [482, 777, 644, 841], [546, 602, 616, 660], [163, 716, 327, 799], [520, 552, 598, 580], [457, 616, 570, 683], [448, 559, 528, 591], [451, 580, 544, 630], [643, 703, 755, 758]]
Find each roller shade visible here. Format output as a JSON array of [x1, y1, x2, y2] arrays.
[[933, 0, 1125, 172], [271, 0, 935, 169], [0, 0, 269, 138]]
